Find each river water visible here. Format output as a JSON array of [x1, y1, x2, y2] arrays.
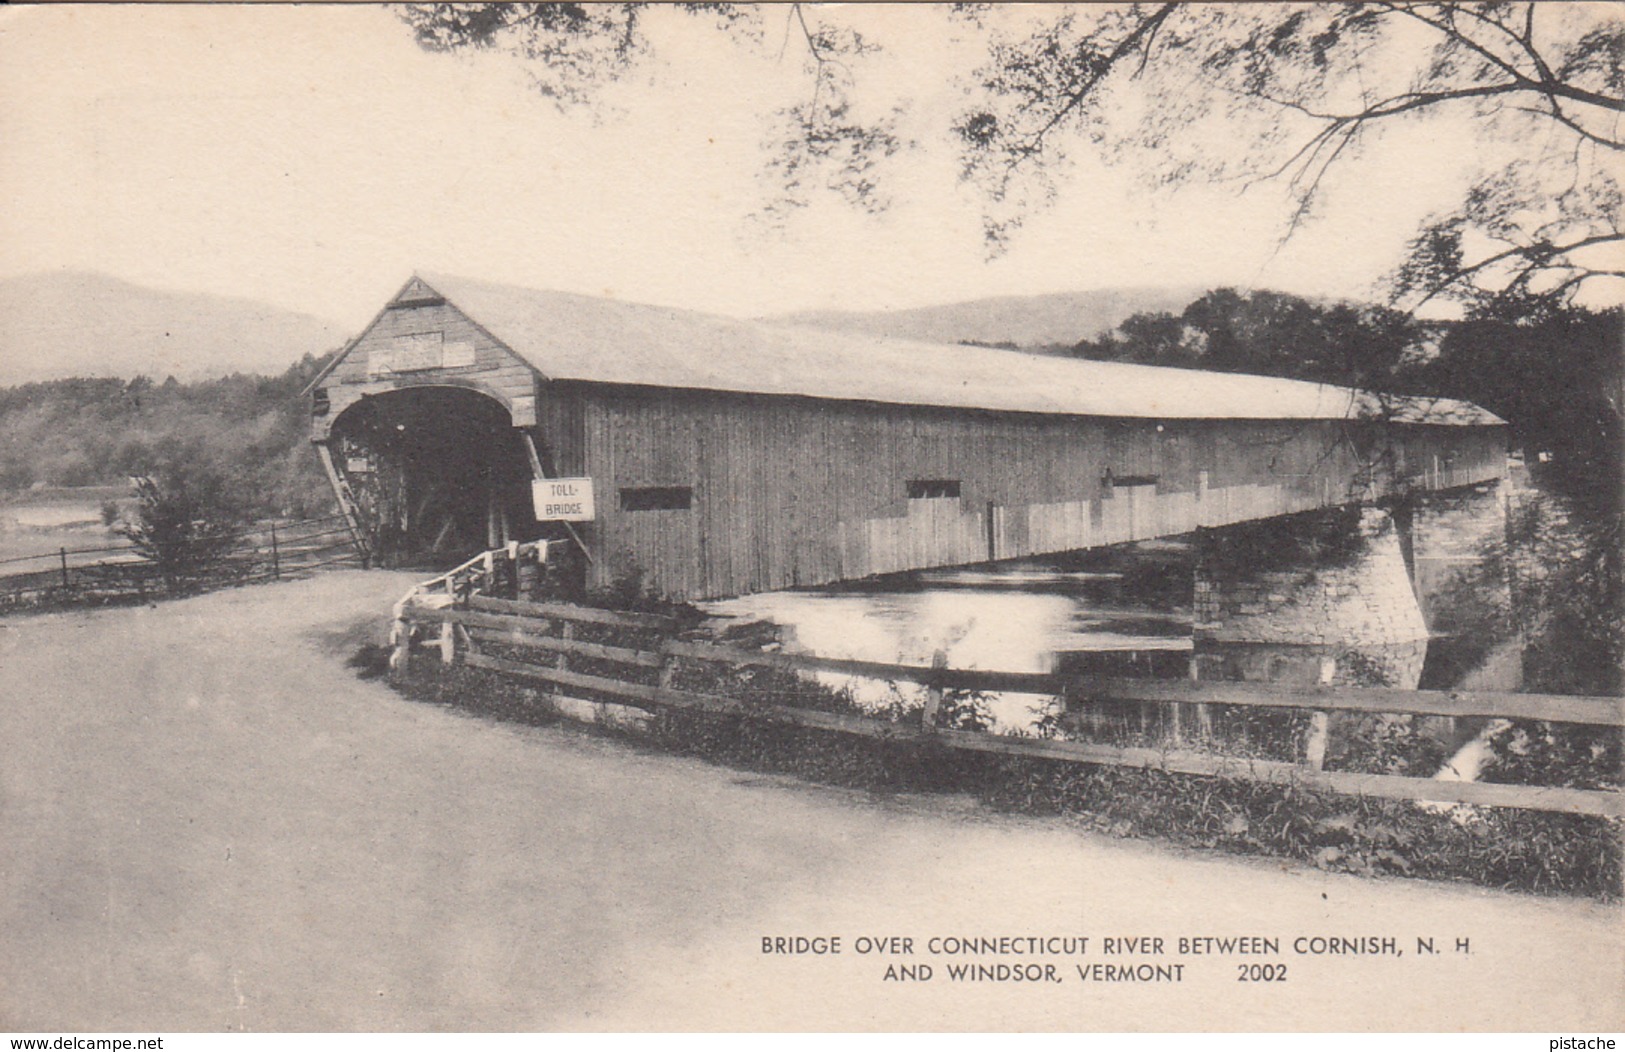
[[700, 530, 1524, 737], [702, 553, 1194, 733]]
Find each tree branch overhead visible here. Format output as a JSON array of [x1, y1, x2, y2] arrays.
[[398, 2, 1625, 309]]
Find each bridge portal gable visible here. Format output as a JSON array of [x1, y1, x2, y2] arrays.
[[311, 281, 540, 441]]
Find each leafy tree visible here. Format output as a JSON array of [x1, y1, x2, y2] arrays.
[[1104, 311, 1202, 368], [1413, 305, 1622, 514], [120, 462, 249, 595], [958, 4, 1622, 305], [1079, 289, 1620, 506], [1072, 287, 1425, 391], [399, 2, 1624, 311], [402, 3, 747, 108]]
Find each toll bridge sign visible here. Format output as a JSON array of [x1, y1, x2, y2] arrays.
[[532, 478, 595, 522]]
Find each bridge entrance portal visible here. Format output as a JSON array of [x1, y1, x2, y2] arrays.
[[326, 386, 538, 567]]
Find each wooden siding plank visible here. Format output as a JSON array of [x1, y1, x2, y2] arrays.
[[580, 385, 1495, 597]]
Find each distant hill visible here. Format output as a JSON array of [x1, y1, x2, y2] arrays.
[[0, 271, 347, 384], [767, 286, 1208, 349]]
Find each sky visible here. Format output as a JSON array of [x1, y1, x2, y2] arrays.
[[0, 3, 1599, 332]]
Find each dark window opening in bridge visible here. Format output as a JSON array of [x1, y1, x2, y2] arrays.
[[311, 388, 329, 416], [1103, 472, 1159, 493], [907, 479, 961, 499], [621, 486, 693, 511]]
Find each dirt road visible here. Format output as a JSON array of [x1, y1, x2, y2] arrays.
[[2, 573, 1619, 1031]]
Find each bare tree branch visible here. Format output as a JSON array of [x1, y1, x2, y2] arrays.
[[1014, 3, 1179, 166], [1408, 231, 1625, 310]]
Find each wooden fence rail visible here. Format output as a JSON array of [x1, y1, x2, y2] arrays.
[[0, 514, 360, 611], [391, 579, 1624, 820], [661, 638, 1624, 728]]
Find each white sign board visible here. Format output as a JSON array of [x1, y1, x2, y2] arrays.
[[532, 478, 595, 522], [368, 331, 444, 376]]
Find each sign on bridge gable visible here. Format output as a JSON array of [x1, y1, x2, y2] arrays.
[[368, 331, 478, 376]]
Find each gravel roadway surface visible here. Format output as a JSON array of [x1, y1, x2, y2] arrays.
[[2, 571, 1619, 1031]]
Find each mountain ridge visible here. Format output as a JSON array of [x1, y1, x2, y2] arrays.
[[1, 274, 1224, 386], [765, 285, 1210, 349], [0, 271, 347, 385]]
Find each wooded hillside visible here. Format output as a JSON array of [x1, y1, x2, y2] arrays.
[[0, 353, 337, 519]]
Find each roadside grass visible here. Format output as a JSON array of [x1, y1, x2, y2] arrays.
[[381, 650, 1621, 902]]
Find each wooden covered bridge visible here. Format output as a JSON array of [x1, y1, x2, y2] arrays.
[[307, 274, 1506, 600]]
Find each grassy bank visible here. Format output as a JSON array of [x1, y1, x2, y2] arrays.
[[381, 649, 1621, 902]]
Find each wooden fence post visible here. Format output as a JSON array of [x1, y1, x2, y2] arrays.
[[1303, 657, 1335, 770], [390, 623, 411, 674], [657, 647, 677, 693], [59, 547, 69, 589], [1186, 656, 1214, 740], [269, 524, 281, 580], [388, 595, 414, 675], [439, 621, 456, 666], [1304, 712, 1330, 770], [921, 649, 948, 732]]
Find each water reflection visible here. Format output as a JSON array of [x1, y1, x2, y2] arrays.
[[701, 541, 1521, 740], [702, 560, 1192, 733]]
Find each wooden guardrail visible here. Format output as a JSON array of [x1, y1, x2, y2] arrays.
[[390, 589, 1624, 819]]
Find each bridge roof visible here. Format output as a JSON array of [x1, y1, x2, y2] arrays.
[[412, 273, 1504, 426]]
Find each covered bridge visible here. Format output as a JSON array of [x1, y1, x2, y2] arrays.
[[307, 274, 1506, 600]]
